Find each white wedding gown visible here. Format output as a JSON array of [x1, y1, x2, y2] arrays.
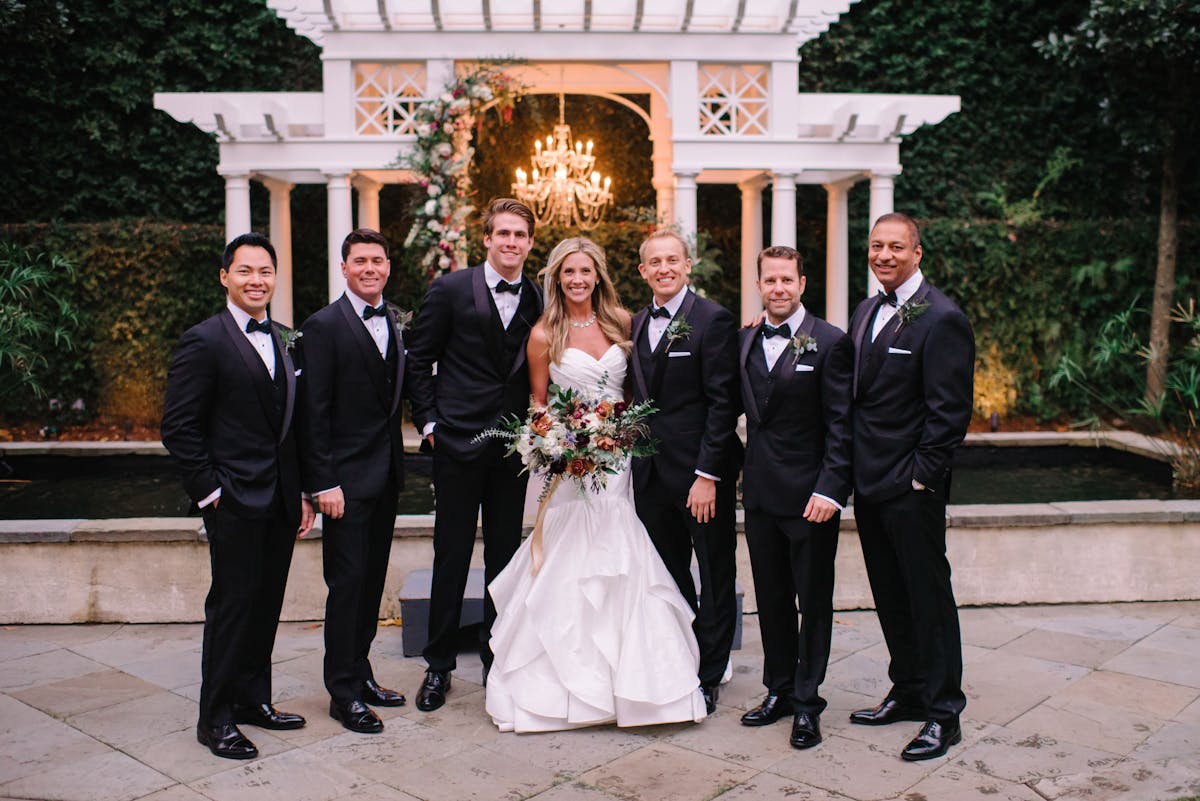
[[486, 345, 707, 733]]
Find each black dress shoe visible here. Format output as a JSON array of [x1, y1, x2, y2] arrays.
[[196, 723, 258, 760], [361, 679, 406, 707], [849, 698, 926, 726], [740, 693, 793, 726], [789, 712, 823, 749], [233, 702, 306, 730], [415, 670, 451, 712], [700, 685, 719, 715], [329, 699, 383, 733], [901, 720, 962, 761]]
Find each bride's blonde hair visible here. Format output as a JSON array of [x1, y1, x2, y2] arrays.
[[538, 237, 630, 364]]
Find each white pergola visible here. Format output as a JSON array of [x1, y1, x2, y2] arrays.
[[154, 0, 958, 327]]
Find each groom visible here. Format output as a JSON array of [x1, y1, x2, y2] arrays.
[[630, 227, 742, 715], [407, 198, 543, 712]]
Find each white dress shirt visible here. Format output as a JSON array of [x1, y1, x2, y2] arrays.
[[345, 290, 390, 357], [761, 305, 807, 371], [871, 268, 924, 342], [485, 262, 522, 329], [646, 286, 690, 352]]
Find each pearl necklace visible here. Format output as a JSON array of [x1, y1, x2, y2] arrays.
[[569, 313, 597, 329]]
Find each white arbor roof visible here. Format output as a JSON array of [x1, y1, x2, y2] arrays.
[[269, 0, 857, 41]]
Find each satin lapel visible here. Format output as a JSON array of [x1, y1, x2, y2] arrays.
[[738, 328, 760, 425], [505, 277, 540, 381], [651, 290, 698, 399], [384, 306, 405, 417], [337, 295, 390, 409], [852, 296, 882, 398], [472, 266, 505, 373], [273, 326, 297, 444], [763, 312, 816, 423], [218, 310, 280, 438], [860, 281, 933, 397], [630, 307, 650, 399]]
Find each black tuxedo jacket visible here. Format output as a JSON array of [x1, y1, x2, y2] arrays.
[[630, 290, 742, 495], [849, 280, 975, 504], [407, 265, 543, 461], [297, 294, 409, 499], [161, 309, 301, 525], [737, 313, 854, 517]]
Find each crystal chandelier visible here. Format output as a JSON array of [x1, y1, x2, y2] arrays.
[[512, 94, 614, 230]]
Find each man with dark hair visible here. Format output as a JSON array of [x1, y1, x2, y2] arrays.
[[848, 212, 975, 761], [162, 232, 314, 760], [408, 197, 543, 712], [736, 245, 853, 749], [629, 226, 742, 715], [298, 227, 411, 734]]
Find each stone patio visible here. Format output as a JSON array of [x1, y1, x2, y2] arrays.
[[2, 603, 1198, 801]]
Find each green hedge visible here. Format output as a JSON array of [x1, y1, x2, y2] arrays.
[[1, 216, 1194, 425]]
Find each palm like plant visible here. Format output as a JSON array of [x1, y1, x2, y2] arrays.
[[0, 243, 80, 403]]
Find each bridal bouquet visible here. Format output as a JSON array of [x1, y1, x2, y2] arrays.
[[480, 383, 659, 497]]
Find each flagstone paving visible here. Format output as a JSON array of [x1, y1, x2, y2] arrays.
[[1, 603, 1198, 801]]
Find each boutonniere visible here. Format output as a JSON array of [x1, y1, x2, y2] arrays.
[[386, 303, 413, 335], [790, 332, 818, 359], [664, 314, 693, 344], [279, 329, 302, 353], [897, 299, 930, 330]]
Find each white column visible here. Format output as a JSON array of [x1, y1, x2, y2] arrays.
[[223, 174, 251, 243], [649, 92, 675, 225], [354, 176, 382, 230], [867, 172, 897, 294], [770, 172, 797, 247], [325, 172, 352, 301], [674, 171, 698, 242], [262, 178, 294, 327], [738, 176, 768, 322], [824, 181, 851, 331]]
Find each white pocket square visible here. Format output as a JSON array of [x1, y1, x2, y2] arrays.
[[668, 351, 691, 358], [887, 347, 912, 355], [294, 369, 303, 376], [794, 364, 815, 372]]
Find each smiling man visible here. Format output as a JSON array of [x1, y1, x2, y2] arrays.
[[629, 227, 742, 716], [297, 228, 412, 734], [735, 246, 853, 750], [162, 233, 314, 760], [407, 198, 544, 712], [847, 213, 975, 762]]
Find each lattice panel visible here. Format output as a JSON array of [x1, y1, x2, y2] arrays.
[[354, 63, 427, 135], [698, 64, 769, 136]]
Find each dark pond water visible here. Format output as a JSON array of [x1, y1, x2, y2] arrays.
[[0, 445, 1174, 520]]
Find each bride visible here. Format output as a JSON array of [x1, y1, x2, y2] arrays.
[[485, 237, 708, 733]]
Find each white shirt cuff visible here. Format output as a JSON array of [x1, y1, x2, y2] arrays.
[[811, 492, 843, 511], [199, 488, 221, 508], [422, 422, 436, 437], [694, 470, 720, 482], [314, 486, 340, 498]]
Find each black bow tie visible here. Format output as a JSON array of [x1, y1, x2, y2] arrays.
[[494, 279, 521, 295], [363, 303, 387, 320], [649, 306, 671, 320], [245, 318, 272, 335], [761, 322, 791, 339], [878, 290, 899, 307]]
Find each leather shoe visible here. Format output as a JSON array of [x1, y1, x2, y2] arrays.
[[361, 679, 406, 707], [329, 699, 383, 733], [701, 685, 719, 715], [849, 698, 926, 726], [415, 670, 451, 712], [901, 720, 961, 761], [740, 693, 793, 726], [233, 702, 306, 730], [789, 712, 822, 749], [196, 723, 257, 760]]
